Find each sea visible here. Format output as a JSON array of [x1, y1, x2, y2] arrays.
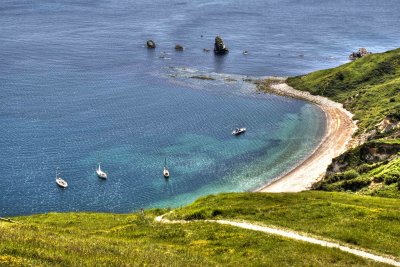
[[1, 0, 400, 216]]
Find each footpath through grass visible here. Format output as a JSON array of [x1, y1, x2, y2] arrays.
[[168, 191, 400, 259], [0, 207, 390, 267]]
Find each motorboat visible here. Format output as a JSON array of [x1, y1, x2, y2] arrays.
[[232, 127, 246, 136], [96, 163, 107, 179]]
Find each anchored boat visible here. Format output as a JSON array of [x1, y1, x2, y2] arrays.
[[163, 158, 170, 178], [232, 127, 246, 136], [96, 163, 108, 179], [55, 169, 68, 188]]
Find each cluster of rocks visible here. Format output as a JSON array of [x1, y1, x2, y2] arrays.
[[145, 36, 230, 55], [349, 48, 371, 60]]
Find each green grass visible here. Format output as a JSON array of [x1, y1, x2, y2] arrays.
[[287, 48, 400, 132], [0, 207, 387, 267], [168, 191, 400, 259]]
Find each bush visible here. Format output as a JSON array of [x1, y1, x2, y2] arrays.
[[342, 169, 360, 180], [342, 178, 371, 191], [184, 210, 207, 220], [211, 209, 223, 217], [358, 164, 374, 173], [384, 174, 400, 185]]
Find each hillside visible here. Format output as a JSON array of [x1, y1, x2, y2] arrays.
[[314, 139, 400, 197], [286, 48, 400, 197], [168, 191, 400, 260], [287, 48, 400, 134], [1, 192, 399, 266]]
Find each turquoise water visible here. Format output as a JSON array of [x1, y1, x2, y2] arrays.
[[1, 0, 399, 216]]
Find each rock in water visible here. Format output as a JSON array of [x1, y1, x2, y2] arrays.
[[214, 36, 229, 55], [349, 48, 371, 60], [146, 40, 156, 49], [175, 44, 184, 51]]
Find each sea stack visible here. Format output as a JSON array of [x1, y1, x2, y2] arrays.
[[214, 36, 229, 55], [146, 40, 156, 49]]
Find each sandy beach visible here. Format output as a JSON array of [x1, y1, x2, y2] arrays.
[[256, 79, 358, 193]]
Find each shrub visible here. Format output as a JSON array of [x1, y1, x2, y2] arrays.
[[358, 163, 374, 173], [184, 210, 207, 220], [342, 169, 360, 180], [384, 174, 400, 185], [211, 209, 223, 217], [342, 178, 370, 191]]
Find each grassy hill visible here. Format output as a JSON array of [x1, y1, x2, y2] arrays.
[[1, 192, 398, 266], [168, 191, 400, 259], [287, 48, 400, 197], [287, 48, 400, 133]]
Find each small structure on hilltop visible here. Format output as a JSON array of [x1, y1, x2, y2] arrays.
[[214, 36, 229, 55], [146, 40, 156, 49], [349, 48, 371, 60]]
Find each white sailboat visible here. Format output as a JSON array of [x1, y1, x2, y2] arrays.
[[96, 163, 107, 179], [55, 169, 68, 188], [163, 158, 170, 178]]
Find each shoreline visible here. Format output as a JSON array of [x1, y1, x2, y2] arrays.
[[255, 79, 357, 193]]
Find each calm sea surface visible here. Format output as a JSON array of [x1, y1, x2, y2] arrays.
[[1, 0, 399, 216]]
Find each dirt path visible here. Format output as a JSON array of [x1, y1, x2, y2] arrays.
[[156, 214, 400, 266], [256, 81, 357, 192]]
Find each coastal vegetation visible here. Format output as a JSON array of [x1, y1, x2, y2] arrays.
[[287, 48, 400, 197], [314, 139, 400, 197], [1, 192, 398, 266]]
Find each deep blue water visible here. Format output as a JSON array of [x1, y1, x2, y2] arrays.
[[1, 0, 399, 216]]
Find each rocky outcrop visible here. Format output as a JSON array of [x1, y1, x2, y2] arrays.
[[214, 36, 229, 55], [376, 116, 400, 134], [146, 40, 156, 49], [327, 141, 400, 174], [175, 44, 184, 51], [349, 48, 371, 60]]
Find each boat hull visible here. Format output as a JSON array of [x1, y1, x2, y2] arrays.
[[96, 171, 107, 179], [56, 178, 68, 188], [232, 128, 246, 136], [163, 168, 170, 178]]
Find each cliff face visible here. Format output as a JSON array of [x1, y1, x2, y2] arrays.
[[327, 141, 400, 173], [314, 140, 400, 197]]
